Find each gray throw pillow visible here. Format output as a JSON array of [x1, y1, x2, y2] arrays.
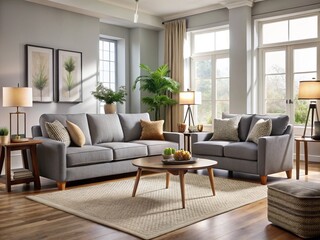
[[246, 119, 272, 144], [45, 120, 71, 147], [211, 117, 240, 142]]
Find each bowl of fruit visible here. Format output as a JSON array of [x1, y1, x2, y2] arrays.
[[173, 149, 192, 161], [162, 147, 176, 159]]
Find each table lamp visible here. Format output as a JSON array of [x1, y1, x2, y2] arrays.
[[2, 86, 33, 142], [179, 89, 201, 126], [298, 80, 320, 138]]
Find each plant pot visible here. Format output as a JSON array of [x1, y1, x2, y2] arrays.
[[0, 135, 9, 145], [104, 103, 116, 114], [177, 123, 187, 133]]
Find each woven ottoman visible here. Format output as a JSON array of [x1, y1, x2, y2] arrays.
[[268, 180, 320, 239]]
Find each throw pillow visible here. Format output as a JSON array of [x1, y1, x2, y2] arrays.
[[66, 120, 85, 147], [140, 119, 165, 140], [45, 120, 71, 147], [211, 117, 240, 141], [246, 119, 272, 144]]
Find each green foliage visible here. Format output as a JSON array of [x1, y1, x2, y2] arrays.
[[32, 62, 48, 101], [91, 83, 127, 104], [0, 127, 9, 136], [133, 64, 180, 120], [64, 57, 76, 97]]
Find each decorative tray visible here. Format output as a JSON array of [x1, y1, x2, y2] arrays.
[[161, 158, 196, 165]]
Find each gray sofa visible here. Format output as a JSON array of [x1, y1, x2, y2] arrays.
[[191, 113, 293, 184], [31, 113, 183, 190]]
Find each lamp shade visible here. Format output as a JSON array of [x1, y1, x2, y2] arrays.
[[179, 90, 202, 105], [298, 81, 320, 100], [2, 87, 33, 107]]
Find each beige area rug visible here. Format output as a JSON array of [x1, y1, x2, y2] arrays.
[[27, 173, 267, 239]]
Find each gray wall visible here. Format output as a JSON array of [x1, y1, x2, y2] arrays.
[[0, 0, 99, 137]]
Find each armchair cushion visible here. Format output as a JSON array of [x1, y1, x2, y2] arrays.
[[193, 141, 232, 157], [224, 142, 257, 161], [118, 113, 150, 141]]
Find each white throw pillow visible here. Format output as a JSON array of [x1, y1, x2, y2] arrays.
[[246, 119, 272, 144], [211, 117, 240, 142]]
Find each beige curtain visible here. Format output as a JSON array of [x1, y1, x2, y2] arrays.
[[164, 19, 186, 132]]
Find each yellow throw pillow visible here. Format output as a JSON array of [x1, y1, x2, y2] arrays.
[[140, 119, 165, 140], [66, 120, 85, 147]]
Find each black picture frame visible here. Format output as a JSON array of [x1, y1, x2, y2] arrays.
[[57, 49, 82, 103]]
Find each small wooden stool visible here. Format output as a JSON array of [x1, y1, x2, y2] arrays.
[[268, 180, 320, 239]]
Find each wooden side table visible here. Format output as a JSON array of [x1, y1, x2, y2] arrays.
[[295, 137, 320, 180], [0, 139, 42, 192]]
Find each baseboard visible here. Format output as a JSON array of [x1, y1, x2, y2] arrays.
[[294, 154, 320, 163]]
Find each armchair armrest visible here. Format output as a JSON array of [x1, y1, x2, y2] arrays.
[[258, 134, 293, 175], [163, 132, 184, 150], [33, 136, 67, 182], [191, 132, 213, 145]]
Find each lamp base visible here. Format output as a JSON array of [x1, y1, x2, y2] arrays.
[[11, 138, 29, 143]]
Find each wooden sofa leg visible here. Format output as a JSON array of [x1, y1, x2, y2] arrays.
[[286, 170, 292, 179], [260, 176, 267, 185], [57, 181, 66, 190]]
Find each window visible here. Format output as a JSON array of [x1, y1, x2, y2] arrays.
[[259, 14, 319, 125], [98, 38, 117, 113], [190, 28, 230, 128]]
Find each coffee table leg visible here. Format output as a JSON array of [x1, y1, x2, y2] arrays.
[[179, 170, 185, 208], [132, 168, 142, 197], [166, 172, 170, 189], [207, 167, 215, 196]]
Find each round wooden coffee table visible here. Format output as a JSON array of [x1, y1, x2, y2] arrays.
[[131, 156, 217, 208]]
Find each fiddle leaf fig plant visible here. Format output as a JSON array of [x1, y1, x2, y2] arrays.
[[133, 64, 180, 120]]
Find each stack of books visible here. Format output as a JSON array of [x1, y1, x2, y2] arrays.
[[11, 168, 33, 180]]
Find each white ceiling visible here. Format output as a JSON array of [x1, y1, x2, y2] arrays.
[[27, 0, 264, 29]]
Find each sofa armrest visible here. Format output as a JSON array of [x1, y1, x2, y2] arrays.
[[163, 132, 184, 149], [191, 132, 213, 145], [258, 134, 293, 175], [33, 136, 67, 182]]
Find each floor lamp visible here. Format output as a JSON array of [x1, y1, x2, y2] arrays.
[[2, 86, 33, 142], [179, 89, 201, 126], [298, 80, 320, 138]]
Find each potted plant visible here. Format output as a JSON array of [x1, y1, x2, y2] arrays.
[[133, 64, 180, 120], [91, 83, 127, 114], [0, 127, 9, 145]]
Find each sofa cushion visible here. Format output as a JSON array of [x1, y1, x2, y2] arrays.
[[246, 119, 272, 144], [45, 120, 71, 147], [67, 120, 85, 147], [222, 113, 254, 141], [40, 113, 92, 145], [66, 145, 113, 167], [211, 117, 240, 141], [118, 113, 150, 141], [133, 140, 179, 156], [140, 119, 165, 140], [96, 142, 148, 160], [249, 114, 289, 136], [193, 141, 232, 157], [87, 114, 124, 144], [224, 142, 257, 161]]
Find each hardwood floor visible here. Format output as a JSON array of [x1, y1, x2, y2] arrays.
[[0, 162, 319, 240]]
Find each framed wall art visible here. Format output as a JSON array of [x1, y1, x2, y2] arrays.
[[57, 49, 82, 103], [26, 44, 54, 102]]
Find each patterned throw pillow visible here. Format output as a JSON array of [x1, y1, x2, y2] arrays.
[[45, 120, 71, 147], [140, 119, 165, 140], [246, 119, 272, 144], [211, 117, 240, 141], [66, 120, 85, 147]]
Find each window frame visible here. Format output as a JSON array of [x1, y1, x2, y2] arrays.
[[98, 38, 118, 113], [258, 12, 320, 125]]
